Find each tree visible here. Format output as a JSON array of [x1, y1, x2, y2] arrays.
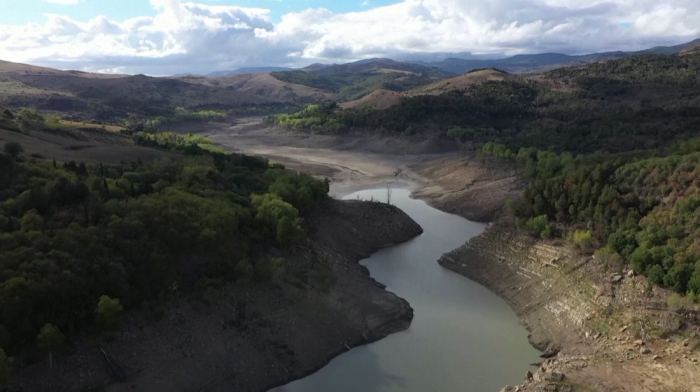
[[20, 209, 44, 232], [95, 295, 123, 331], [17, 108, 45, 132], [3, 142, 23, 160], [663, 264, 694, 293], [0, 346, 12, 385], [276, 216, 304, 246], [36, 324, 65, 370]]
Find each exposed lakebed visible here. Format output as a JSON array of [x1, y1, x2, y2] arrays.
[[271, 188, 540, 392]]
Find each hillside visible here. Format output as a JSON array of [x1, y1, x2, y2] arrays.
[[177, 72, 338, 102], [205, 67, 294, 77], [271, 52, 700, 152], [0, 60, 279, 121], [405, 68, 511, 96], [306, 58, 452, 78], [339, 89, 403, 110], [417, 38, 700, 74], [270, 67, 439, 101]]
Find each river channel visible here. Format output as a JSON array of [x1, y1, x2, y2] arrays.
[[271, 188, 540, 392]]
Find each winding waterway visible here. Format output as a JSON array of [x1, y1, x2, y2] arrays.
[[271, 188, 540, 392]]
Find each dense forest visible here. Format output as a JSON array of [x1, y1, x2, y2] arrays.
[[272, 52, 700, 298], [271, 70, 435, 101], [0, 132, 329, 374]]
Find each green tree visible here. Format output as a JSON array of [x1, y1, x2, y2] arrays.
[[646, 264, 665, 285], [36, 324, 65, 370], [524, 215, 552, 238], [277, 215, 304, 246], [663, 264, 694, 293], [17, 108, 45, 132], [20, 209, 43, 232], [95, 295, 123, 331]]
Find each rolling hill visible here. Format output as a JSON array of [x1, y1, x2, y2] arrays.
[[304, 58, 452, 78], [415, 38, 700, 74], [176, 72, 338, 102], [205, 66, 294, 77], [0, 60, 337, 122], [339, 89, 403, 110]]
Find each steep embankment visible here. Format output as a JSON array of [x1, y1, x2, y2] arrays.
[[439, 220, 700, 392], [14, 199, 422, 392]]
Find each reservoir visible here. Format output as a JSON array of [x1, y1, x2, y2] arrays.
[[271, 188, 540, 392]]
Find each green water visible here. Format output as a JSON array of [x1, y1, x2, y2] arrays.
[[271, 188, 540, 392]]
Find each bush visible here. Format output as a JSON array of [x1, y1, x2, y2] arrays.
[[663, 264, 694, 293], [525, 215, 552, 238], [646, 264, 665, 285], [95, 296, 123, 331], [572, 230, 594, 250]]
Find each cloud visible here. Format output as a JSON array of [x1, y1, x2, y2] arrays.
[[1, 0, 699, 75]]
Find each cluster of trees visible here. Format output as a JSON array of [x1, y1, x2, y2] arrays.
[[271, 71, 435, 101], [0, 136, 329, 377], [486, 138, 700, 296], [269, 80, 539, 136], [126, 107, 227, 132]]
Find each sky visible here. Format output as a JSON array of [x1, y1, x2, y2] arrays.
[[0, 0, 699, 75]]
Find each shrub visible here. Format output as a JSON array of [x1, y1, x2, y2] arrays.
[[95, 296, 123, 331], [525, 215, 552, 238], [646, 264, 665, 285], [572, 230, 594, 250], [663, 264, 694, 293]]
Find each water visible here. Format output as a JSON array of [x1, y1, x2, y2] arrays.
[[271, 188, 540, 392]]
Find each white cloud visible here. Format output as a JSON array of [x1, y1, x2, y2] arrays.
[[1, 0, 699, 75]]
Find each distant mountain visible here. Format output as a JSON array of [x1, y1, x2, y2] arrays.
[[304, 59, 453, 78], [416, 39, 700, 74], [206, 67, 294, 77], [302, 63, 329, 71]]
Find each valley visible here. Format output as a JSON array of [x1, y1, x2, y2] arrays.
[[1, 38, 700, 392]]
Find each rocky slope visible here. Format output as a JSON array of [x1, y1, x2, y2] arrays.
[[13, 199, 423, 392], [439, 219, 700, 392]]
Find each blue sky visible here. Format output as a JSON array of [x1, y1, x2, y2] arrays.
[[0, 0, 698, 75], [1, 0, 401, 25]]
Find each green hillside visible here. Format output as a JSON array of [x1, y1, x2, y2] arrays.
[[271, 70, 435, 101]]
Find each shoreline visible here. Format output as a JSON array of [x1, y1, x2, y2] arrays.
[[13, 200, 424, 392]]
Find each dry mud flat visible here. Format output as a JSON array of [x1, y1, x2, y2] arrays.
[[15, 201, 423, 392]]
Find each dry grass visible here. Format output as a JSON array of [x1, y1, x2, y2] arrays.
[[405, 69, 511, 96], [339, 89, 402, 110]]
